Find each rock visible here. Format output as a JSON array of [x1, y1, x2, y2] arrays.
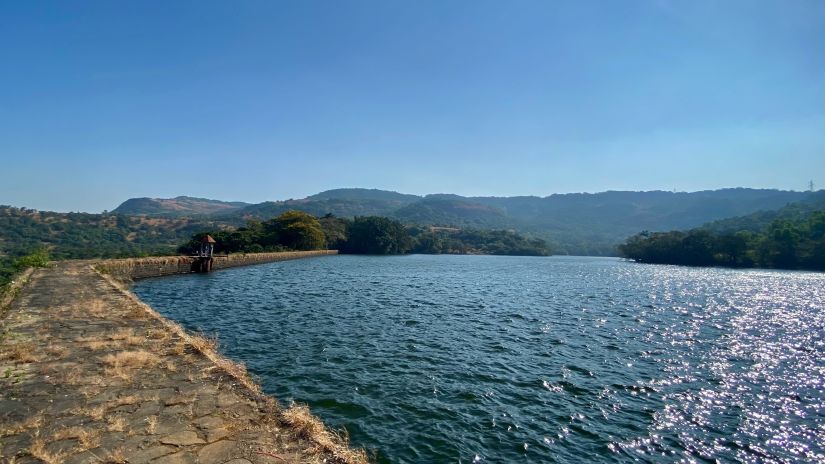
[[205, 427, 230, 443], [159, 431, 205, 446], [124, 445, 176, 464], [197, 440, 238, 464], [152, 451, 196, 464], [194, 415, 225, 430]]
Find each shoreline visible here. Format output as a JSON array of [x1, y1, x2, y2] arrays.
[[0, 252, 367, 464]]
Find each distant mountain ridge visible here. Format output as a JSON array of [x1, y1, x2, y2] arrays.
[[111, 188, 821, 255], [113, 196, 250, 216]]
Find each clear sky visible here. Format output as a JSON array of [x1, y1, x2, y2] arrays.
[[1, 0, 822, 212]]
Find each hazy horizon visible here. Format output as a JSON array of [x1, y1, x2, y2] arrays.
[[2, 185, 821, 215], [2, 1, 822, 212]]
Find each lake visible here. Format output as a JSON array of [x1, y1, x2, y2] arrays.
[[132, 255, 825, 463]]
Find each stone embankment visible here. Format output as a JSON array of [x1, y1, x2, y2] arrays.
[[97, 250, 338, 281], [0, 253, 366, 464]]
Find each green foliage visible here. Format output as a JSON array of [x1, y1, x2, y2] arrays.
[[619, 211, 825, 271], [178, 211, 326, 254], [319, 214, 349, 250], [264, 211, 326, 250], [341, 216, 412, 255], [13, 248, 50, 268], [408, 227, 550, 256], [182, 213, 548, 257], [0, 248, 51, 291]]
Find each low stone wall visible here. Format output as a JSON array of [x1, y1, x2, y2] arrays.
[[96, 250, 338, 281]]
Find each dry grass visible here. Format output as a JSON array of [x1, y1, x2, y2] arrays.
[[0, 342, 39, 363], [171, 340, 187, 356], [146, 327, 171, 342], [83, 339, 112, 351], [107, 415, 127, 432], [103, 446, 127, 463], [0, 414, 44, 438], [108, 328, 144, 346], [87, 299, 107, 318], [282, 403, 369, 464], [101, 350, 160, 381], [44, 343, 69, 359], [212, 357, 257, 391], [71, 404, 107, 421], [51, 426, 102, 452], [29, 435, 69, 464], [145, 415, 158, 435], [113, 394, 138, 407], [189, 332, 219, 352], [60, 366, 85, 386]]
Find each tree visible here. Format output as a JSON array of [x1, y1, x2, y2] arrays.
[[342, 216, 411, 254], [263, 211, 326, 250]]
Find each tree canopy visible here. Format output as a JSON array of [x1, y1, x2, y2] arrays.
[[619, 211, 825, 271]]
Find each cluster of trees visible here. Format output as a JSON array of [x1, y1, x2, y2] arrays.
[[409, 227, 549, 256], [178, 211, 326, 254], [179, 211, 551, 257], [619, 211, 825, 271]]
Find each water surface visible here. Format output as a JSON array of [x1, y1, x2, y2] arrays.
[[133, 255, 825, 463]]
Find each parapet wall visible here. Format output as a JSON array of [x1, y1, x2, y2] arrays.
[[96, 250, 338, 281]]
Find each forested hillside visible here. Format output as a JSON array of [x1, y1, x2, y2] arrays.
[[112, 188, 817, 255], [0, 206, 222, 260], [619, 197, 825, 271]]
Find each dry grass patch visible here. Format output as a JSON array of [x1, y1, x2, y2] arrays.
[[103, 446, 127, 463], [71, 404, 107, 421], [113, 394, 139, 407], [51, 426, 102, 452], [146, 327, 171, 342], [145, 415, 158, 435], [282, 403, 369, 464], [189, 332, 219, 352], [0, 413, 44, 437], [106, 415, 127, 432], [44, 343, 69, 359], [60, 366, 86, 386], [84, 339, 112, 351], [171, 340, 187, 356], [29, 434, 69, 464], [212, 358, 259, 392], [108, 328, 144, 346], [0, 342, 39, 363], [86, 299, 107, 318], [101, 350, 160, 381]]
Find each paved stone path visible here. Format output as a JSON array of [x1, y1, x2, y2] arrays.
[[0, 262, 364, 464]]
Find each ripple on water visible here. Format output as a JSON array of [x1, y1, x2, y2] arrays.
[[133, 255, 825, 463]]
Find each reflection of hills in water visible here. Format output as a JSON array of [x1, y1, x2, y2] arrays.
[[112, 188, 824, 255], [133, 255, 825, 463]]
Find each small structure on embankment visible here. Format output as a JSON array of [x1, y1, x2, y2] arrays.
[[193, 234, 217, 273], [0, 251, 366, 464]]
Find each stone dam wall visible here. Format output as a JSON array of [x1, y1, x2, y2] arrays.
[[96, 250, 338, 281], [0, 259, 366, 463]]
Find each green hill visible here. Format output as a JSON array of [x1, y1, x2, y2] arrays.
[[111, 188, 817, 255]]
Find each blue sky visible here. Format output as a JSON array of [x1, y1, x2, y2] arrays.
[[1, 0, 822, 212]]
